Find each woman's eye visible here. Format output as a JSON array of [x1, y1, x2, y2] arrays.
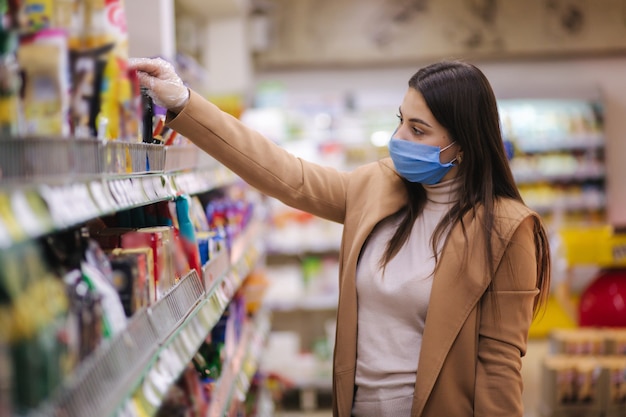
[[396, 114, 423, 135]]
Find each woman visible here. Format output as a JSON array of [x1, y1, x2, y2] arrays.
[[129, 58, 551, 417]]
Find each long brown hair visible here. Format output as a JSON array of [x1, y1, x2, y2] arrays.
[[381, 60, 550, 316]]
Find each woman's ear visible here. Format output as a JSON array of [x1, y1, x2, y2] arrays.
[[456, 151, 463, 164]]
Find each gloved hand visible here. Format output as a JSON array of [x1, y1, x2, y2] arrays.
[[128, 57, 190, 113]]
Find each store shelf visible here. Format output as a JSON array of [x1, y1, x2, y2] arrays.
[[514, 134, 604, 154], [206, 309, 272, 417], [27, 269, 203, 417], [498, 99, 606, 223], [525, 196, 606, 216], [513, 168, 605, 185], [0, 165, 238, 250], [27, 218, 265, 417]]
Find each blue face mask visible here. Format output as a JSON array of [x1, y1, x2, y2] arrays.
[[388, 137, 457, 185]]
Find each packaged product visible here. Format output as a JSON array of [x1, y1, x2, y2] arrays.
[[122, 226, 176, 301], [600, 356, 626, 405], [109, 247, 154, 316], [175, 195, 201, 276], [81, 240, 127, 337], [0, 241, 70, 412], [0, 29, 21, 136], [17, 29, 70, 136]]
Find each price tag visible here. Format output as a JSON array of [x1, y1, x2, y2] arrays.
[[11, 189, 47, 237], [38, 185, 67, 228], [153, 349, 176, 387], [169, 336, 187, 364], [170, 174, 182, 195], [179, 326, 195, 356], [141, 176, 158, 201], [0, 216, 12, 248], [188, 316, 203, 342], [89, 180, 116, 213], [121, 178, 137, 206], [60, 185, 81, 225], [198, 302, 214, 327], [133, 178, 149, 204], [71, 182, 99, 223], [164, 176, 176, 198], [142, 370, 163, 408], [126, 178, 139, 205], [116, 179, 132, 207], [116, 399, 139, 417], [116, 179, 132, 206], [205, 295, 222, 324], [164, 345, 184, 378], [129, 396, 147, 417], [107, 179, 124, 207], [152, 176, 166, 199]]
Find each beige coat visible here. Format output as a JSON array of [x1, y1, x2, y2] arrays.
[[168, 91, 542, 417]]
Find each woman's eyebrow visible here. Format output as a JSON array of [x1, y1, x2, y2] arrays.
[[409, 117, 432, 128], [398, 107, 432, 128]]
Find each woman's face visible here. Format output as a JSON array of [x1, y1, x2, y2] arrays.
[[395, 88, 461, 181]]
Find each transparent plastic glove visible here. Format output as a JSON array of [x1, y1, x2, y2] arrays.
[[128, 57, 189, 113]]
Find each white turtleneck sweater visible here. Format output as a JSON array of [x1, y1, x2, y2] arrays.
[[352, 178, 461, 417]]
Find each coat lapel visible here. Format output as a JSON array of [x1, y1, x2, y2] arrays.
[[335, 160, 407, 366], [333, 160, 408, 415], [411, 211, 492, 416], [346, 159, 408, 272]]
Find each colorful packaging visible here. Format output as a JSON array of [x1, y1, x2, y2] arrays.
[[600, 357, 626, 405], [22, 0, 55, 33], [81, 247, 127, 338], [17, 29, 70, 137], [126, 65, 142, 141], [103, 0, 128, 58], [175, 195, 201, 276], [109, 247, 153, 316], [22, 0, 78, 34], [122, 226, 175, 300], [0, 29, 21, 136], [170, 227, 191, 281], [196, 232, 210, 266], [0, 241, 70, 412], [68, 52, 97, 137], [189, 196, 210, 232]]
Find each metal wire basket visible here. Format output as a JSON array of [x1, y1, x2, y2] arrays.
[[98, 141, 164, 175], [0, 137, 100, 180]]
